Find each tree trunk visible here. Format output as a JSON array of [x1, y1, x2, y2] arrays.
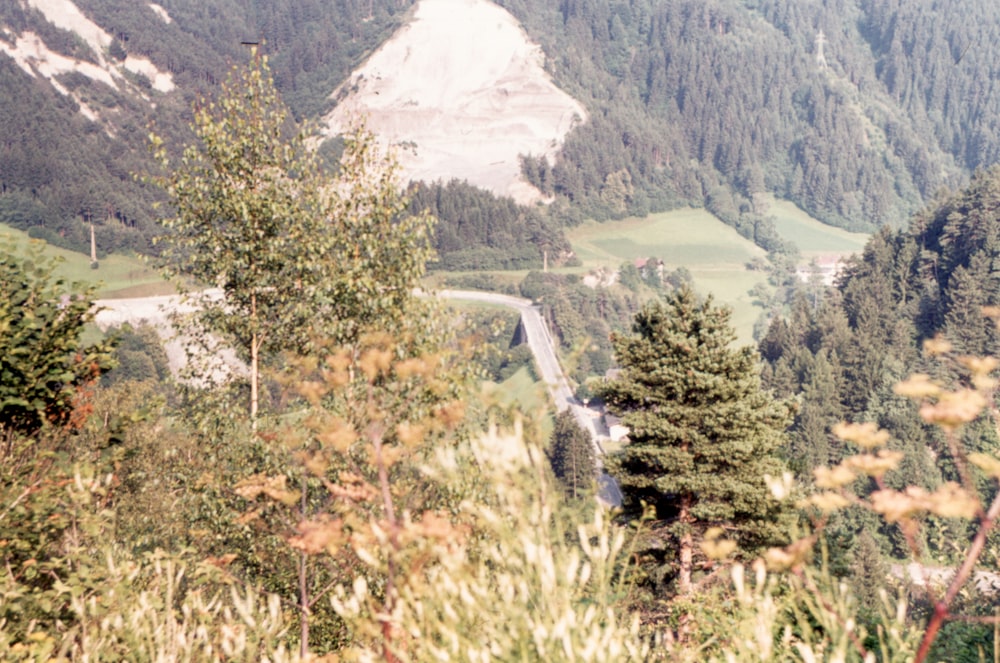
[[299, 477, 309, 657], [678, 496, 693, 595], [250, 292, 258, 430]]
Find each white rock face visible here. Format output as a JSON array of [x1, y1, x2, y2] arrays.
[[148, 3, 172, 23], [1, 0, 176, 105], [321, 0, 586, 204]]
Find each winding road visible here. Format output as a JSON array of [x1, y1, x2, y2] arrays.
[[438, 290, 604, 455], [95, 289, 606, 457]]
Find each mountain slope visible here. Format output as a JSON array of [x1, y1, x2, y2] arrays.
[[6, 0, 1000, 262], [0, 0, 406, 255], [495, 0, 991, 233], [321, 0, 586, 205]]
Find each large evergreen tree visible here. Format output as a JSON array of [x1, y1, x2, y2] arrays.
[[599, 286, 792, 595]]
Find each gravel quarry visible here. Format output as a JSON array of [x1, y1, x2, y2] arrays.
[[320, 0, 587, 204]]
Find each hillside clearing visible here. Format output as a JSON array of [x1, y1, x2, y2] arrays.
[[764, 195, 870, 257], [565, 208, 767, 342], [0, 223, 171, 297]]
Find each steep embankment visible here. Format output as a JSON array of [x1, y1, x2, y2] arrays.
[[320, 0, 586, 204]]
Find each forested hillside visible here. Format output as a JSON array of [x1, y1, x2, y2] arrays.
[[504, 0, 1000, 236], [0, 0, 410, 255], [761, 165, 1000, 542], [6, 0, 1000, 263]]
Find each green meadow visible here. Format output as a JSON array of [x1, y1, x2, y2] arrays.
[[480, 365, 554, 441], [566, 207, 767, 269], [763, 195, 870, 257], [0, 223, 171, 297], [565, 208, 768, 342]]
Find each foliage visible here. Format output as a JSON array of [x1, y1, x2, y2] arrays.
[[409, 179, 570, 271], [0, 239, 115, 434], [600, 286, 793, 595], [500, 0, 994, 237], [0, 451, 292, 661], [760, 167, 1000, 551], [153, 55, 434, 421], [13, 0, 1000, 266], [101, 322, 171, 387], [0, 0, 408, 257], [732, 328, 1000, 662], [328, 424, 648, 662], [519, 270, 640, 383], [705, 556, 921, 663], [548, 409, 596, 500]]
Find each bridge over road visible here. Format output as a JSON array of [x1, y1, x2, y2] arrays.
[[438, 289, 606, 457]]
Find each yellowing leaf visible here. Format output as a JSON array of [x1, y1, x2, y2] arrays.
[[702, 538, 737, 560], [870, 489, 919, 523], [804, 492, 850, 513], [958, 356, 1000, 377], [893, 374, 942, 400], [845, 450, 903, 478], [969, 452, 1000, 480], [297, 380, 328, 405], [288, 516, 344, 556], [316, 420, 358, 454], [919, 389, 987, 429], [396, 421, 426, 449], [831, 421, 890, 449], [926, 483, 979, 520], [814, 464, 856, 489], [764, 538, 813, 571], [359, 348, 393, 381], [923, 336, 953, 356], [234, 473, 299, 505]]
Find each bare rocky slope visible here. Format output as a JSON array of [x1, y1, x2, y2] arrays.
[[321, 0, 587, 204]]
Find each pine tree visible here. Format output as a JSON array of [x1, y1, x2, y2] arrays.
[[548, 410, 596, 500], [599, 286, 792, 595]]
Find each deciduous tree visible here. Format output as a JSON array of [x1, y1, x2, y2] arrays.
[[0, 240, 115, 434], [152, 53, 433, 424]]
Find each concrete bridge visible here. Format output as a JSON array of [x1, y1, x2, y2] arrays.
[[95, 288, 622, 504]]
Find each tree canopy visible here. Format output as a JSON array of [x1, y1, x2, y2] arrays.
[[600, 286, 792, 594], [548, 409, 596, 499], [152, 54, 434, 422], [0, 240, 115, 434]]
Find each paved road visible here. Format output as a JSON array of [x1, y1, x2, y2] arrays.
[[891, 562, 1000, 595], [93, 290, 239, 380], [94, 288, 606, 456], [439, 290, 604, 456]]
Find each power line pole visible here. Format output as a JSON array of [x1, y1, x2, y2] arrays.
[[815, 30, 828, 70]]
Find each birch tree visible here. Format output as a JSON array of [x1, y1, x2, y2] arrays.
[[152, 54, 433, 425]]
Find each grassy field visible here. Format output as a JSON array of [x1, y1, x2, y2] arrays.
[[763, 195, 870, 257], [565, 208, 768, 342], [480, 366, 554, 442], [0, 223, 172, 297], [566, 207, 767, 270]]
